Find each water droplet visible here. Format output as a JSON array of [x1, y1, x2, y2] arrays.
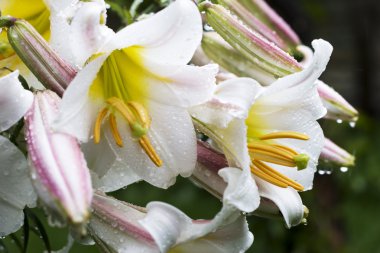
[[203, 24, 214, 32], [349, 121, 356, 128], [340, 166, 348, 173], [318, 170, 326, 175], [336, 119, 343, 124]]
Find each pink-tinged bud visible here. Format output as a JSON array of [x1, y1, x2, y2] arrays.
[[89, 192, 158, 252], [199, 2, 302, 78], [216, 0, 291, 52], [24, 91, 92, 232], [1, 18, 77, 96], [320, 138, 355, 167], [201, 32, 277, 85], [317, 81, 359, 122], [236, 0, 301, 48]]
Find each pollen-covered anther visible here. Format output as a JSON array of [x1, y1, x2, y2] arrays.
[[103, 97, 163, 167]]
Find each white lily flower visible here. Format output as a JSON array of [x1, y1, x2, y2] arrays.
[[191, 39, 332, 227], [89, 166, 255, 253], [54, 0, 218, 190], [24, 91, 92, 229], [0, 71, 36, 236], [246, 39, 331, 191]]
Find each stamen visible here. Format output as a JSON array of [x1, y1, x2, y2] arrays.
[[106, 97, 163, 167], [272, 144, 298, 156], [253, 160, 304, 191], [250, 151, 296, 167], [128, 101, 151, 128], [106, 97, 136, 124], [259, 131, 309, 141], [94, 108, 109, 144], [250, 165, 288, 188], [248, 142, 295, 161], [139, 136, 163, 167], [109, 114, 123, 147]]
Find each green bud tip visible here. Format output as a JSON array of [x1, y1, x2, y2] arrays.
[[0, 16, 17, 28], [131, 122, 148, 138], [294, 153, 309, 170]]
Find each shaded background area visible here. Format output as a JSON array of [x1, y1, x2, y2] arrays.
[[2, 0, 380, 252]]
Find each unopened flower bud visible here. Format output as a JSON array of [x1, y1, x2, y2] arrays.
[[1, 18, 77, 96], [320, 138, 355, 167], [199, 2, 301, 78], [201, 32, 277, 85], [317, 80, 358, 122], [25, 91, 92, 233]]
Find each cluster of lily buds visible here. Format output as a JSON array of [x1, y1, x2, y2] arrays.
[[0, 0, 359, 252]]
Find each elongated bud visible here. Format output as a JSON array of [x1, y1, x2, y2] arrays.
[[317, 80, 359, 122], [234, 0, 301, 50], [201, 32, 277, 85], [199, 2, 301, 78], [89, 192, 158, 252], [215, 0, 295, 53], [2, 18, 77, 96], [320, 138, 355, 167], [25, 91, 92, 233]]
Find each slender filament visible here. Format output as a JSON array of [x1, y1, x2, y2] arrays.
[[94, 107, 109, 144], [259, 131, 309, 141]]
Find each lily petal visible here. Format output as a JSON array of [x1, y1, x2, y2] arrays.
[[0, 136, 36, 236], [54, 54, 108, 141], [190, 77, 262, 128], [0, 71, 33, 132], [255, 177, 303, 228], [102, 102, 197, 189], [48, 0, 113, 67], [102, 0, 202, 66]]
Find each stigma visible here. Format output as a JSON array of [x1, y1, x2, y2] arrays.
[[93, 97, 163, 167], [248, 131, 310, 191]]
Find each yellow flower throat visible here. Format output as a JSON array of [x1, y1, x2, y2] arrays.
[[90, 48, 163, 167], [248, 131, 310, 191]]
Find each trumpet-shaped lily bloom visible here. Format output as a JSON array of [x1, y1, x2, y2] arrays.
[[89, 165, 256, 253], [191, 39, 332, 227], [0, 71, 36, 236], [25, 91, 92, 228], [55, 0, 218, 190]]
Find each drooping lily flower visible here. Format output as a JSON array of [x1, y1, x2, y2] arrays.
[[24, 91, 92, 231], [88, 164, 256, 253], [191, 39, 332, 227], [54, 0, 218, 190], [0, 70, 36, 236]]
